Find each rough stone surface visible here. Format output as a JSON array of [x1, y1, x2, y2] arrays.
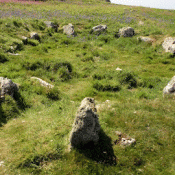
[[119, 27, 135, 37], [30, 32, 40, 40], [44, 21, 58, 32], [120, 138, 136, 146], [0, 77, 18, 99], [31, 77, 54, 89], [163, 76, 175, 95], [162, 37, 175, 54], [138, 36, 154, 43], [92, 25, 107, 32], [63, 23, 75, 36], [69, 97, 101, 149]]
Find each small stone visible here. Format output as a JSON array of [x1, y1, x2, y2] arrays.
[[120, 138, 136, 146], [92, 24, 107, 33], [116, 67, 122, 71], [119, 27, 135, 37], [31, 77, 54, 89], [138, 36, 154, 43]]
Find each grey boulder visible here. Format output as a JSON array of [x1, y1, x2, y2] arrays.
[[119, 27, 135, 37], [163, 76, 175, 95], [69, 97, 101, 149], [92, 25, 107, 32], [63, 23, 75, 36]]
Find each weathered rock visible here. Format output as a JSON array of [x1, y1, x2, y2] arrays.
[[69, 97, 101, 149], [92, 25, 107, 32], [120, 138, 136, 146], [44, 21, 58, 32], [0, 77, 18, 99], [30, 32, 40, 40], [162, 37, 175, 54], [137, 36, 154, 43], [119, 27, 135, 37], [31, 77, 54, 89], [63, 23, 75, 36], [163, 76, 175, 95]]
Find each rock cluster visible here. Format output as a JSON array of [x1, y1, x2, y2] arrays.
[[69, 97, 101, 149], [162, 37, 175, 54], [0, 77, 18, 99]]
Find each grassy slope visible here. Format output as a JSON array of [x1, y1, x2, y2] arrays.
[[0, 0, 175, 174]]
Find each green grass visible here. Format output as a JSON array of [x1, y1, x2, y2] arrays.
[[0, 0, 175, 174]]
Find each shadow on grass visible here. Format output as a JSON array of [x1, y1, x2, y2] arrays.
[[75, 129, 116, 165]]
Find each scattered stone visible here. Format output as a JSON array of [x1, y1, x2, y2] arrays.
[[31, 77, 54, 89], [119, 27, 135, 37], [44, 21, 58, 32], [137, 36, 154, 43], [138, 21, 144, 25], [69, 97, 101, 149], [63, 23, 75, 36], [92, 24, 107, 32], [21, 36, 28, 44], [163, 76, 175, 95], [30, 32, 40, 40], [120, 138, 136, 146], [116, 67, 122, 71], [0, 77, 18, 99], [162, 37, 175, 54]]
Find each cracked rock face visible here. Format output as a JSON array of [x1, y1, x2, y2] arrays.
[[162, 37, 175, 54], [119, 27, 135, 37], [163, 76, 175, 95], [0, 77, 18, 99], [69, 97, 101, 149]]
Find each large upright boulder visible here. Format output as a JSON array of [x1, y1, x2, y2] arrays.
[[63, 23, 75, 36], [163, 76, 175, 95], [69, 97, 101, 149], [119, 27, 135, 37], [0, 77, 18, 99], [162, 37, 175, 54]]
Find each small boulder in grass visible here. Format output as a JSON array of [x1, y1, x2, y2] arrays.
[[162, 37, 175, 54], [163, 76, 175, 96], [69, 97, 101, 150], [63, 23, 75, 36], [119, 27, 135, 37], [31, 77, 54, 89], [30, 32, 40, 41], [44, 21, 58, 32], [0, 77, 18, 99], [92, 24, 107, 33], [137, 36, 154, 43]]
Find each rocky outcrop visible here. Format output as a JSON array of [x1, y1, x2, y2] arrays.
[[31, 77, 54, 89], [0, 77, 18, 99], [163, 76, 175, 95], [63, 23, 75, 36], [69, 97, 101, 149], [119, 27, 135, 37], [44, 21, 58, 32], [162, 37, 175, 54], [92, 25, 107, 33]]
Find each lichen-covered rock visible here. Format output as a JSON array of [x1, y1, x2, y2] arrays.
[[92, 25, 107, 32], [0, 77, 18, 99], [31, 77, 54, 89], [119, 27, 135, 37], [30, 32, 40, 40], [69, 97, 101, 149], [44, 21, 58, 32], [63, 23, 75, 36], [162, 37, 175, 54], [163, 76, 175, 95]]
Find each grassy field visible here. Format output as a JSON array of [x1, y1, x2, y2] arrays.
[[0, 0, 175, 174]]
